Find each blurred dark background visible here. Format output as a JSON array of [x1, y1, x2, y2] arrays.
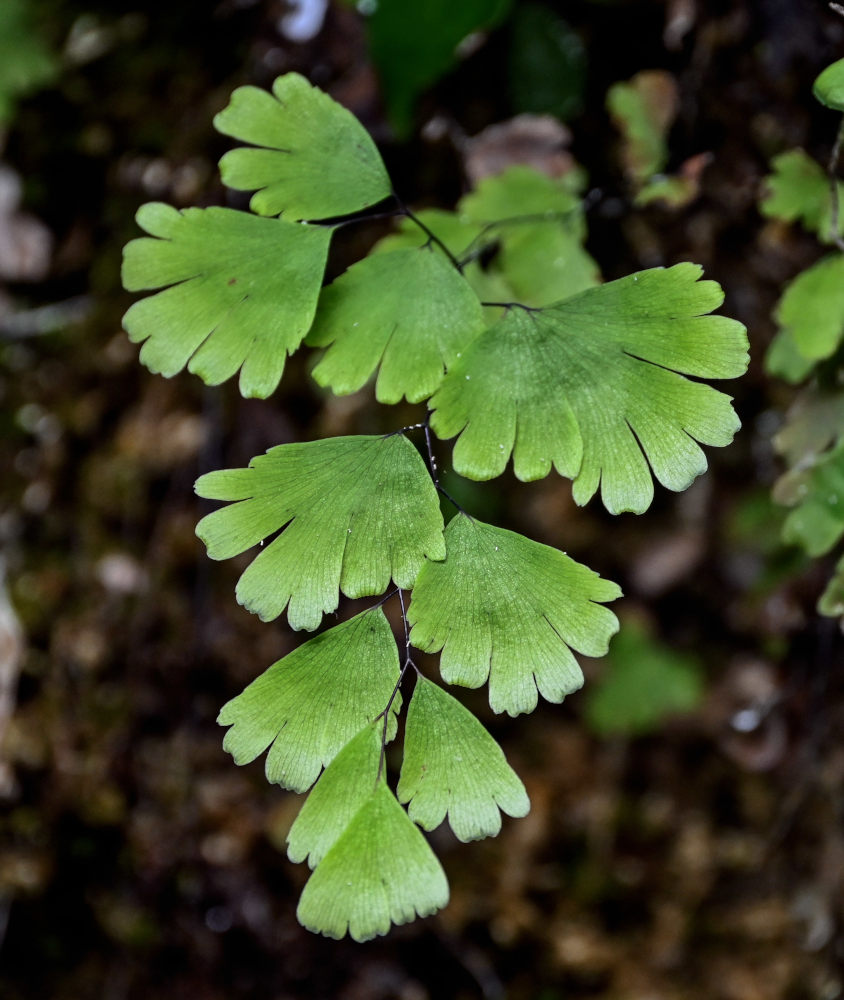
[[2, 1, 844, 997]]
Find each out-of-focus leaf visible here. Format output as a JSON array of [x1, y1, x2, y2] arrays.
[[764, 327, 817, 384], [606, 71, 678, 185], [818, 554, 844, 617], [0, 0, 57, 124], [773, 255, 844, 362], [773, 387, 844, 470], [814, 58, 844, 112], [508, 4, 586, 122], [760, 150, 844, 244], [777, 440, 844, 557], [584, 620, 704, 736]]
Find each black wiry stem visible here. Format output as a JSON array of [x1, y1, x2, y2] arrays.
[[375, 590, 418, 785], [393, 191, 463, 272], [422, 418, 467, 515]]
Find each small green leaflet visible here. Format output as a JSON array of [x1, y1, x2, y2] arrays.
[[217, 609, 399, 792], [761, 150, 844, 244], [195, 435, 445, 630], [397, 676, 529, 841], [765, 328, 816, 384], [814, 58, 844, 112], [214, 73, 392, 220], [297, 781, 449, 942], [460, 165, 583, 221], [606, 71, 677, 184], [307, 247, 486, 403], [121, 203, 331, 398], [287, 723, 382, 868], [777, 440, 844, 557], [774, 255, 844, 362], [0, 0, 57, 124], [429, 264, 748, 514], [408, 514, 621, 716], [584, 620, 703, 737]]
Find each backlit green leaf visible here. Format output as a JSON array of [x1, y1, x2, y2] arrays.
[[195, 435, 445, 630], [398, 676, 529, 840], [429, 264, 748, 513], [814, 58, 844, 112], [287, 724, 382, 868], [214, 73, 392, 220], [408, 514, 621, 716], [297, 781, 449, 941], [764, 327, 817, 384], [774, 255, 844, 361], [460, 165, 582, 221], [217, 608, 400, 792], [761, 150, 844, 243], [307, 247, 485, 403], [122, 203, 331, 398]]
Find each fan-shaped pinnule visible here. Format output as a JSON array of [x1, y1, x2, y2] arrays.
[[307, 246, 486, 404], [214, 72, 393, 221], [429, 263, 749, 514], [297, 781, 449, 943], [398, 675, 529, 841], [217, 608, 401, 793], [409, 514, 621, 717], [121, 203, 331, 398], [194, 434, 446, 631]]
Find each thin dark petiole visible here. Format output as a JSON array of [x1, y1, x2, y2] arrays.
[[423, 419, 468, 516], [480, 300, 541, 313], [375, 590, 419, 784], [392, 191, 463, 272]]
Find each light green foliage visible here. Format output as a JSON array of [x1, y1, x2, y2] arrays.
[[364, 0, 512, 137], [398, 676, 529, 840], [429, 264, 748, 513], [584, 620, 704, 736], [287, 724, 382, 868], [195, 435, 445, 629], [0, 0, 57, 124], [814, 58, 844, 112], [121, 204, 331, 398], [408, 514, 621, 716], [777, 440, 844, 557], [119, 71, 750, 941], [297, 781, 449, 941], [773, 255, 844, 362], [214, 73, 392, 220], [217, 609, 400, 792], [306, 248, 486, 403], [761, 150, 844, 243], [606, 71, 677, 184]]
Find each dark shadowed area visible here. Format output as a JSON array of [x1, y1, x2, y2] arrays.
[[1, 1, 844, 997]]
